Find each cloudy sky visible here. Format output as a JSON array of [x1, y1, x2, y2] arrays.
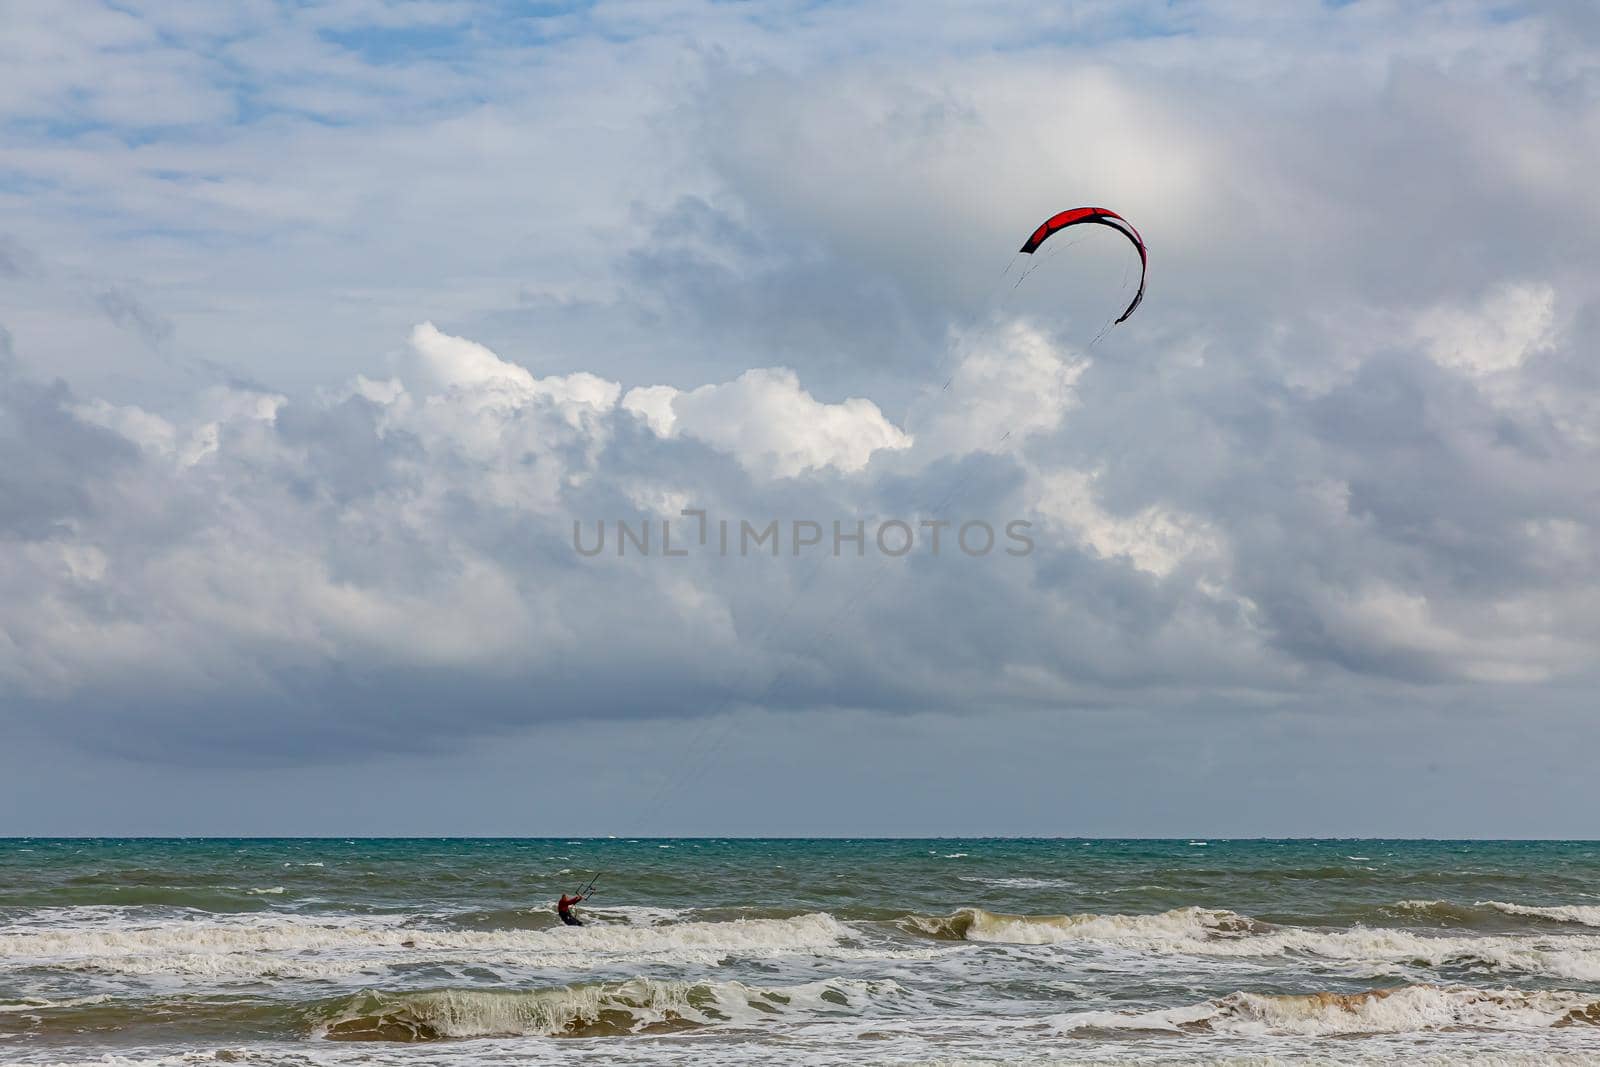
[[3, 0, 1599, 836]]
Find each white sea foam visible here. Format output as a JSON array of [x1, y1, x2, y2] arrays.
[[30, 1055, 1600, 1067], [588, 904, 690, 926], [958, 876, 1078, 889], [1397, 899, 1449, 910], [0, 994, 113, 1014], [1050, 984, 1600, 1037], [5, 1056, 336, 1067], [911, 907, 1600, 982], [312, 976, 904, 1040], [1, 905, 158, 931], [906, 906, 1260, 945], [935, 1056, 1600, 1067], [1478, 901, 1600, 928], [1105, 884, 1178, 894], [0, 911, 863, 980]]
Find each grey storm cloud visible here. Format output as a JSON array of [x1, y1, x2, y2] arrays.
[[0, 353, 138, 541], [94, 287, 174, 347], [1, 0, 1598, 794], [0, 236, 36, 278]]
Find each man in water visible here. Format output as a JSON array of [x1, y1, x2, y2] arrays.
[[557, 892, 586, 926]]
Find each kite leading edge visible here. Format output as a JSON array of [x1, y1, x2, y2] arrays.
[[1018, 207, 1147, 324]]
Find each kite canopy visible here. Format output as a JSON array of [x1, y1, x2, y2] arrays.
[[1019, 207, 1147, 324]]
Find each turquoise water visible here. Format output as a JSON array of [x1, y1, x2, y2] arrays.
[[4, 839, 1600, 1064]]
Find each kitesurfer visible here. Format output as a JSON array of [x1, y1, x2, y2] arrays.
[[557, 892, 586, 926]]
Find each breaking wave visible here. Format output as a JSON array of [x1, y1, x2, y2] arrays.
[[902, 907, 1600, 981], [1478, 901, 1600, 928], [1051, 984, 1600, 1037], [902, 906, 1263, 944], [312, 977, 901, 1041], [1393, 899, 1501, 924], [1393, 898, 1600, 928], [0, 911, 859, 980]]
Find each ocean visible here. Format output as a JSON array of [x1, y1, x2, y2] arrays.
[[3, 838, 1599, 1065]]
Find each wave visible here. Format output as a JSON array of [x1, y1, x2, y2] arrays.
[[1051, 984, 1600, 1038], [901, 906, 1262, 944], [957, 875, 1079, 890], [0, 1058, 282, 1067], [444, 903, 687, 931], [5, 977, 904, 1044], [0, 885, 295, 913], [0, 994, 114, 1015], [24, 983, 1595, 1047], [438, 906, 560, 931], [1392, 899, 1600, 930], [313, 977, 901, 1041], [1478, 901, 1600, 928], [1394, 899, 1500, 924], [15, 1055, 1600, 1067], [0, 911, 860, 980], [901, 907, 1600, 982]]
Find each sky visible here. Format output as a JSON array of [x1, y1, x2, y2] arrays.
[[2, 0, 1599, 837]]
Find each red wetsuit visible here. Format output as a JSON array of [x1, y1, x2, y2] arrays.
[[558, 894, 584, 926]]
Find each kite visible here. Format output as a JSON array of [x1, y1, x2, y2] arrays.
[[1019, 207, 1147, 324]]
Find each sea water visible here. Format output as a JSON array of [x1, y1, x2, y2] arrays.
[[3, 838, 1600, 1064]]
